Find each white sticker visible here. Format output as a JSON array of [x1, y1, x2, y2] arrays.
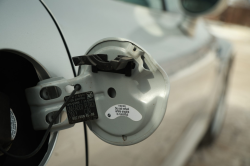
[[105, 104, 142, 121]]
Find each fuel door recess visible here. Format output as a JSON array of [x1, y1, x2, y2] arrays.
[[25, 38, 170, 146]]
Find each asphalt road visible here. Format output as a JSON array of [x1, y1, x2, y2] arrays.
[[186, 21, 250, 166]]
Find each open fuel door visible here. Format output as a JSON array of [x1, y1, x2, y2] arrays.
[[25, 38, 170, 146]]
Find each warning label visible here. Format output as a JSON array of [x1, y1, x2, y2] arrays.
[[105, 104, 142, 121], [115, 105, 130, 116], [64, 91, 98, 124]]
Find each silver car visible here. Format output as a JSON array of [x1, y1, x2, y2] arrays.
[[0, 0, 233, 166]]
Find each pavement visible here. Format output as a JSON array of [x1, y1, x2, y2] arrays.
[[186, 21, 250, 166]]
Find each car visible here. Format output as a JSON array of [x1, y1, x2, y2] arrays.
[[0, 0, 233, 166]]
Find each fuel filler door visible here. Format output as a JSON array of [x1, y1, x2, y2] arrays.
[[25, 38, 170, 146]]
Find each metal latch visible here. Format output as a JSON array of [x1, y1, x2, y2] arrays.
[[73, 54, 135, 76]]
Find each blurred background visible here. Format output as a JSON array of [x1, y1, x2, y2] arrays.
[[210, 0, 250, 26], [186, 0, 250, 165]]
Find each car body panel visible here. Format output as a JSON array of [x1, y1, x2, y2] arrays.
[[0, 1, 75, 79], [0, 1, 86, 166], [42, 0, 213, 74]]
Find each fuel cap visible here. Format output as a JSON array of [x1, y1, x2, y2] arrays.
[[10, 109, 17, 141], [79, 38, 170, 146], [0, 91, 17, 155]]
